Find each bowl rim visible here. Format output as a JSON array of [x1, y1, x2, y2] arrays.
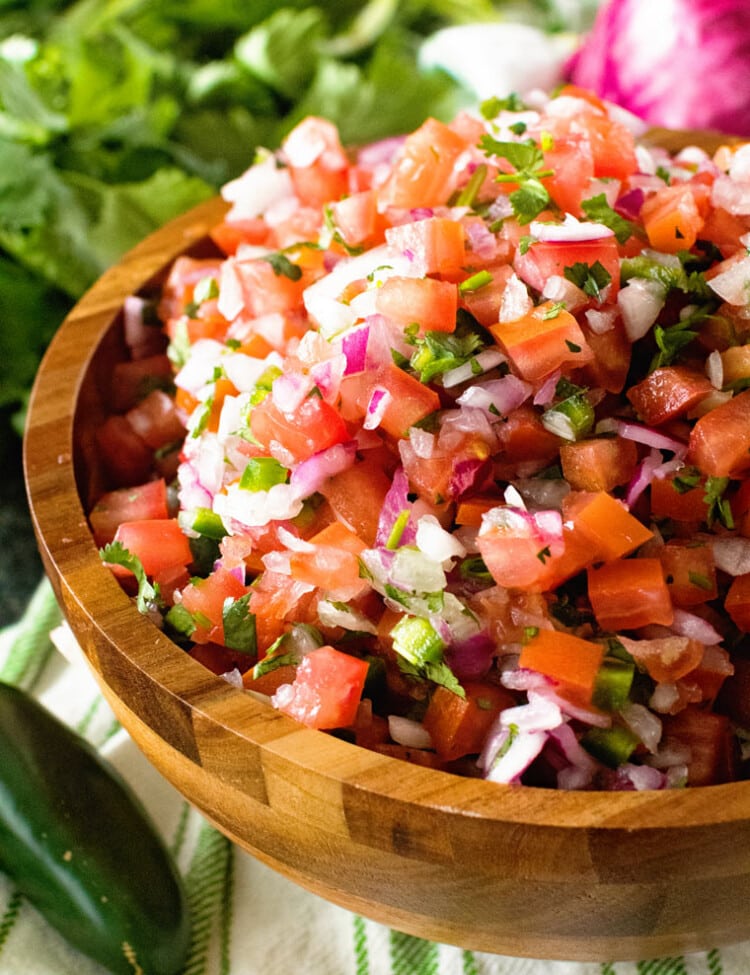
[[23, 139, 750, 835]]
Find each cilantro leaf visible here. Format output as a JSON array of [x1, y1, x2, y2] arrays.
[[563, 260, 612, 300], [99, 541, 161, 614], [581, 193, 636, 244], [222, 593, 257, 654], [704, 476, 735, 529], [479, 135, 554, 224], [258, 251, 303, 281]]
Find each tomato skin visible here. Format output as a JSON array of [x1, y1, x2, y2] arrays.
[[490, 301, 593, 383], [340, 362, 441, 439], [661, 707, 738, 786], [378, 117, 468, 208], [640, 183, 710, 253], [318, 457, 392, 547], [518, 629, 605, 707], [112, 519, 194, 578], [422, 682, 516, 762], [559, 437, 638, 493], [249, 394, 350, 463], [587, 558, 674, 631], [688, 389, 750, 478], [273, 645, 369, 730], [627, 366, 714, 426], [385, 217, 466, 277], [89, 479, 169, 546], [375, 276, 458, 334]]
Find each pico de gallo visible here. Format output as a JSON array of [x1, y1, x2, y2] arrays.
[[93, 84, 750, 790]]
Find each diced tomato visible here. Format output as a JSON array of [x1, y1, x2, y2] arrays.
[[243, 662, 299, 696], [96, 415, 154, 487], [210, 217, 270, 256], [288, 521, 367, 596], [459, 263, 515, 327], [230, 253, 307, 317], [158, 257, 224, 321], [640, 183, 710, 253], [422, 682, 516, 762], [490, 301, 593, 382], [283, 117, 350, 208], [375, 275, 458, 334], [650, 472, 710, 523], [378, 117, 468, 208], [518, 628, 605, 707], [494, 403, 562, 472], [400, 433, 490, 505], [541, 134, 595, 218], [580, 318, 631, 394], [559, 437, 638, 493], [318, 457, 393, 547], [627, 366, 714, 426], [110, 354, 174, 412], [661, 707, 738, 786], [514, 237, 620, 303], [587, 558, 673, 631], [565, 491, 653, 562], [699, 205, 750, 258], [125, 389, 186, 449], [385, 217, 466, 277], [89, 478, 169, 546], [725, 573, 750, 631], [455, 496, 498, 528], [578, 112, 638, 181], [687, 645, 734, 705], [250, 393, 350, 463], [688, 389, 750, 478], [659, 539, 717, 607], [179, 566, 249, 645], [623, 635, 704, 684], [273, 645, 369, 730], [328, 190, 380, 247], [112, 518, 194, 578], [476, 508, 558, 590], [339, 362, 441, 439]]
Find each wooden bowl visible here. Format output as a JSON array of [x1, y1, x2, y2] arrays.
[[23, 129, 750, 963]]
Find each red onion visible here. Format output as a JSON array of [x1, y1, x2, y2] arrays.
[[670, 608, 723, 646], [615, 187, 645, 222], [357, 136, 406, 169], [363, 386, 391, 431], [341, 325, 369, 375], [613, 419, 688, 458], [457, 375, 532, 416], [375, 467, 416, 548], [289, 439, 357, 500], [567, 0, 750, 137], [446, 632, 495, 681]]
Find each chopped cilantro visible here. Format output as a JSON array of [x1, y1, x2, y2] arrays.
[[479, 135, 554, 224], [704, 476, 734, 529], [581, 193, 636, 244], [258, 251, 302, 281], [222, 593, 257, 654], [563, 260, 612, 301], [479, 93, 527, 118], [99, 542, 161, 614], [688, 571, 713, 591]]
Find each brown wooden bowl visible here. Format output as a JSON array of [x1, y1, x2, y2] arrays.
[[23, 129, 750, 963]]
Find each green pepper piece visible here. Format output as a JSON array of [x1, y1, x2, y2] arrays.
[[0, 682, 190, 975], [592, 657, 635, 712], [391, 615, 445, 666], [581, 724, 640, 769]]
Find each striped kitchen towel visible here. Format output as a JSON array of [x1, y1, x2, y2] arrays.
[[0, 578, 746, 975]]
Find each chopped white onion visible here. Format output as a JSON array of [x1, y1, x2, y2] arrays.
[[707, 253, 750, 305], [530, 213, 614, 242], [499, 273, 533, 323], [416, 514, 467, 564], [388, 715, 434, 750], [620, 702, 662, 754], [617, 278, 665, 341], [712, 536, 750, 576]]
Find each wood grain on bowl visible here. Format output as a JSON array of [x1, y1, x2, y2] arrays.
[[23, 133, 750, 962]]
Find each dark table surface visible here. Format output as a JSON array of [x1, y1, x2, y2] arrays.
[[1, 437, 44, 628]]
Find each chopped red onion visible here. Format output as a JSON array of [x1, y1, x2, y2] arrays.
[[363, 386, 392, 431], [624, 448, 662, 508], [615, 187, 645, 221], [448, 457, 488, 499], [375, 467, 416, 548], [613, 419, 688, 458], [533, 370, 561, 407], [341, 325, 370, 375], [457, 375, 532, 416], [290, 440, 357, 500], [484, 728, 548, 784], [670, 608, 723, 645], [446, 632, 495, 681], [272, 370, 314, 414], [357, 135, 406, 169]]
